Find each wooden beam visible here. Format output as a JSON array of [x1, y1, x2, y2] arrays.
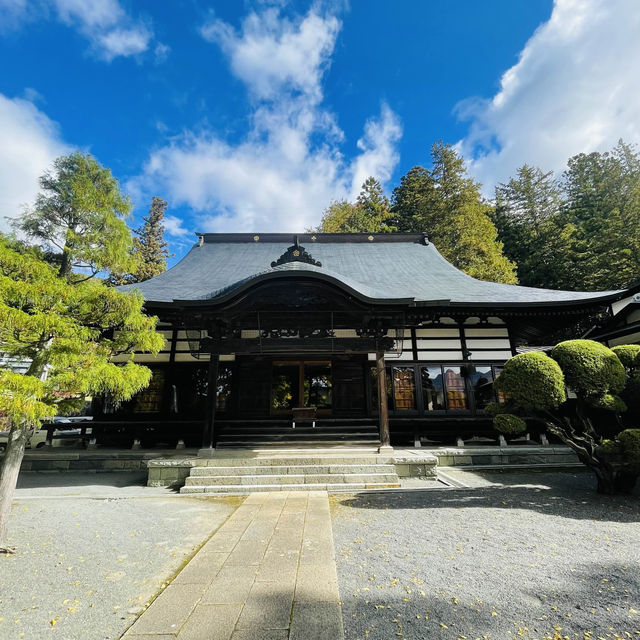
[[202, 354, 220, 449], [376, 351, 390, 447]]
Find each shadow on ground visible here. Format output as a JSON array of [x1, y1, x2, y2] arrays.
[[337, 471, 640, 523]]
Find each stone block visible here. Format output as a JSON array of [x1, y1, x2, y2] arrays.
[[34, 459, 70, 470], [178, 603, 243, 640], [235, 579, 294, 630], [452, 455, 473, 465], [172, 551, 228, 585], [289, 602, 344, 640], [201, 565, 258, 604], [124, 583, 201, 635], [231, 631, 288, 640], [294, 563, 339, 602]]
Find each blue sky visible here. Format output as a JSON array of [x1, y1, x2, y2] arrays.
[[1, 0, 639, 260]]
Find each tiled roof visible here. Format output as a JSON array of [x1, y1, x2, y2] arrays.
[[119, 233, 625, 307]]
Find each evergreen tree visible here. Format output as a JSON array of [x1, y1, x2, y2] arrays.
[[15, 152, 136, 281], [391, 142, 517, 284], [494, 165, 571, 289], [315, 177, 395, 233], [134, 197, 172, 282], [112, 197, 173, 284], [559, 140, 640, 290], [0, 235, 163, 551]]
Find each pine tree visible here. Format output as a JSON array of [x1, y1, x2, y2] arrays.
[[0, 235, 163, 552], [132, 197, 172, 283], [15, 152, 135, 282], [391, 142, 517, 284]]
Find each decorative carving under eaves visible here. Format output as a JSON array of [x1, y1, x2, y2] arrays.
[[271, 235, 322, 268], [356, 326, 388, 339]]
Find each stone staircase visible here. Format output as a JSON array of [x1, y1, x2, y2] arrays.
[[180, 453, 401, 494]]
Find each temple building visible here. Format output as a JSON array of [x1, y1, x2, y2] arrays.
[[95, 233, 634, 450]]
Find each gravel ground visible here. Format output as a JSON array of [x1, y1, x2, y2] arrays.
[[0, 473, 241, 640], [331, 470, 640, 640]]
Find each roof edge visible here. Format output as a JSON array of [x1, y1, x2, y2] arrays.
[[194, 232, 430, 244]]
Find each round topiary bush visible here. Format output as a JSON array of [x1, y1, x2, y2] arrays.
[[618, 429, 640, 470], [493, 414, 527, 435], [589, 393, 627, 412], [622, 373, 640, 417], [551, 339, 626, 398], [494, 351, 565, 410], [611, 345, 640, 370]]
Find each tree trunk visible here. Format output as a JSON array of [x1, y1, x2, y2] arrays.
[[0, 423, 29, 552]]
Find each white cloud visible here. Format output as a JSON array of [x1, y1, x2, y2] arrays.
[[133, 7, 402, 233], [163, 214, 190, 238], [200, 8, 340, 102], [0, 0, 155, 60], [53, 0, 152, 60], [0, 94, 70, 231], [457, 0, 640, 192]]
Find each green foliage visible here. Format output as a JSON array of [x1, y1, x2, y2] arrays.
[[611, 345, 640, 370], [484, 402, 505, 416], [493, 414, 527, 435], [493, 165, 572, 289], [492, 339, 639, 494], [618, 429, 640, 470], [558, 140, 640, 290], [15, 152, 135, 281], [111, 196, 173, 285], [550, 340, 626, 400], [494, 140, 640, 291], [0, 371, 55, 426], [494, 351, 566, 411], [589, 393, 627, 412], [0, 234, 163, 430], [315, 177, 395, 233], [622, 372, 640, 419], [391, 142, 517, 284]]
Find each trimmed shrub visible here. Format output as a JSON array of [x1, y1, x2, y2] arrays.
[[493, 414, 527, 435], [588, 393, 627, 412], [622, 373, 640, 416], [494, 351, 565, 411], [551, 340, 626, 398], [611, 345, 640, 370], [618, 429, 640, 470]]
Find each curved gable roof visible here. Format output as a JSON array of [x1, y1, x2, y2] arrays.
[[119, 233, 625, 308]]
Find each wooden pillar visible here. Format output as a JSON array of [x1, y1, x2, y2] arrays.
[[376, 351, 390, 447], [202, 354, 220, 450]]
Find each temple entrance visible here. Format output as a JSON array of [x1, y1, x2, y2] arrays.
[[270, 361, 332, 415]]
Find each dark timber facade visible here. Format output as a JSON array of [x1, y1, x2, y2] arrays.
[[96, 233, 632, 449]]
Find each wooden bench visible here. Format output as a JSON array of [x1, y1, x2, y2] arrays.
[[291, 407, 317, 429]]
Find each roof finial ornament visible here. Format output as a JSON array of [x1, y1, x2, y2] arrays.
[[271, 237, 322, 268], [422, 233, 430, 246]]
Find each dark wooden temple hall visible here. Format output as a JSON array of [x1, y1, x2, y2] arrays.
[[97, 232, 631, 451]]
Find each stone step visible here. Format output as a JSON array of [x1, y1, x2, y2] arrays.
[[217, 439, 381, 447], [189, 463, 397, 476], [181, 481, 401, 494], [184, 473, 400, 486], [196, 455, 393, 466]]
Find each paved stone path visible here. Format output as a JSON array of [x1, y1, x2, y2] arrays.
[[122, 491, 343, 640]]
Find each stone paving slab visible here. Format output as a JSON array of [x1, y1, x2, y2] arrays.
[[121, 491, 343, 640]]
